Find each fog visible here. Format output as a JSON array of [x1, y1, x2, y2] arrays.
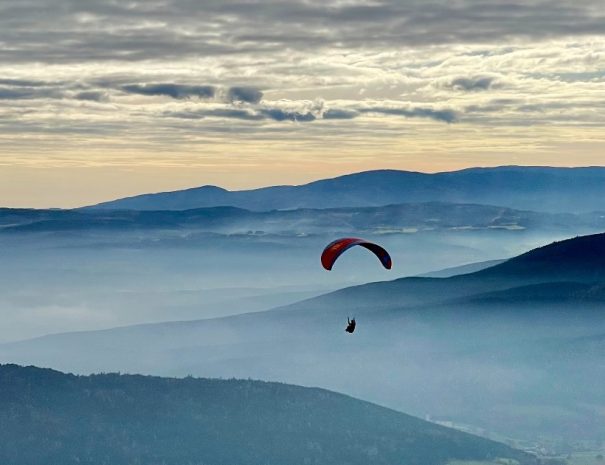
[[2, 209, 605, 449], [0, 226, 576, 342], [3, 296, 604, 446]]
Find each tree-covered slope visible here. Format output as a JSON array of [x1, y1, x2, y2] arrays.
[[477, 232, 605, 283], [0, 364, 531, 465]]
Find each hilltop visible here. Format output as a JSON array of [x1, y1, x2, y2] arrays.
[[0, 364, 531, 465]]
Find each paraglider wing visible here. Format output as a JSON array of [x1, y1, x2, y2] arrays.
[[321, 237, 392, 270]]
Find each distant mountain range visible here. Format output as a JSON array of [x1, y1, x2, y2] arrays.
[[3, 201, 605, 236], [0, 364, 531, 465], [4, 232, 605, 440], [87, 166, 605, 213]]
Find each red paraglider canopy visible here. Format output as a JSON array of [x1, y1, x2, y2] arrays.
[[321, 237, 392, 271]]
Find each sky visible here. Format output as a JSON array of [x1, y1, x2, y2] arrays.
[[1, 0, 604, 207]]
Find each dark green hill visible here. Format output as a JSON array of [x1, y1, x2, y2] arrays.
[[0, 364, 531, 465], [478, 232, 605, 282]]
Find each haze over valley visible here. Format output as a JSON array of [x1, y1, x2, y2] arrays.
[[3, 167, 605, 457], [3, 167, 605, 342], [4, 228, 605, 446]]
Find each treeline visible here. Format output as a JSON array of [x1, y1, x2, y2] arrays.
[[0, 364, 532, 465]]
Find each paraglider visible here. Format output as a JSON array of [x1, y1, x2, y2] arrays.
[[321, 237, 392, 334], [321, 237, 392, 271], [345, 317, 356, 333]]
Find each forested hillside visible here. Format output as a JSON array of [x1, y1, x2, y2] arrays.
[[0, 364, 531, 465]]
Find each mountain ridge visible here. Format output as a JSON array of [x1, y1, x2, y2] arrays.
[[85, 166, 605, 213], [3, 201, 604, 235]]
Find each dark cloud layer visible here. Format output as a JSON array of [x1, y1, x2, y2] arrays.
[[167, 108, 265, 121], [360, 107, 458, 123], [164, 107, 317, 123], [227, 87, 264, 104], [0, 0, 603, 63], [260, 108, 316, 122], [164, 104, 457, 124], [449, 76, 496, 91], [0, 87, 60, 100], [74, 91, 108, 102], [117, 83, 264, 104], [0, 78, 54, 87], [121, 84, 216, 99], [322, 109, 359, 120], [0, 75, 458, 126]]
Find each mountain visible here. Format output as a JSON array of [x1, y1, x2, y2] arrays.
[[87, 166, 605, 213], [418, 259, 505, 278], [3, 202, 605, 236], [0, 207, 85, 227], [3, 233, 605, 441], [0, 364, 532, 465], [298, 231, 605, 311], [478, 232, 605, 282]]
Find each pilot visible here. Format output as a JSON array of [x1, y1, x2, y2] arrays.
[[345, 317, 356, 333]]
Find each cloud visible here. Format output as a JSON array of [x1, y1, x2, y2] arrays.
[[0, 0, 602, 153], [322, 109, 359, 120], [165, 106, 317, 123], [0, 81, 109, 101], [359, 107, 458, 123], [1, 1, 604, 65], [0, 87, 60, 100], [0, 88, 36, 99], [108, 83, 265, 103], [165, 108, 265, 121], [449, 76, 496, 91], [74, 91, 108, 102], [259, 108, 316, 122], [164, 103, 457, 125], [465, 99, 521, 113], [0, 78, 54, 87], [206, 108, 264, 120], [121, 84, 216, 99], [227, 87, 263, 104]]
